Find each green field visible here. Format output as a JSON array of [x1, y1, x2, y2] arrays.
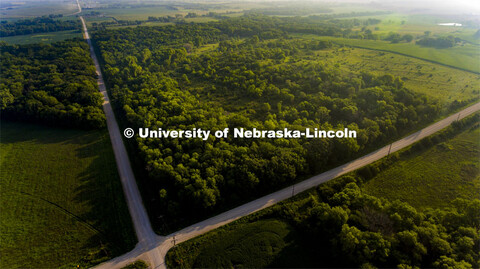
[[364, 124, 480, 209], [0, 0, 78, 18], [0, 121, 135, 268], [297, 35, 480, 73], [0, 30, 83, 45], [167, 219, 314, 268], [312, 47, 480, 105]]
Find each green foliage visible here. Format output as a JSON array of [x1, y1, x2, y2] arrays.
[[166, 115, 480, 268], [416, 36, 456, 48], [0, 121, 135, 268], [0, 30, 83, 45], [168, 178, 480, 268], [308, 47, 479, 104], [167, 219, 313, 268], [364, 120, 480, 209], [92, 16, 443, 231], [298, 35, 480, 73], [0, 39, 106, 129], [121, 260, 148, 269]]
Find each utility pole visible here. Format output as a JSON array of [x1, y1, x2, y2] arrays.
[[387, 143, 393, 156], [292, 185, 295, 197], [173, 235, 176, 246], [457, 113, 461, 121]]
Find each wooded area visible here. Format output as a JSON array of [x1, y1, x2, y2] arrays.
[[0, 39, 105, 128], [92, 15, 443, 229], [167, 116, 480, 269]]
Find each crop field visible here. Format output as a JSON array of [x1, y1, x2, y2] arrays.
[[0, 30, 83, 45], [297, 35, 480, 73], [363, 123, 480, 209], [312, 47, 480, 105], [0, 121, 135, 268]]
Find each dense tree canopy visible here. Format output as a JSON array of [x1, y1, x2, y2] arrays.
[[280, 174, 480, 269], [92, 15, 442, 228], [416, 36, 457, 48], [0, 39, 105, 128]]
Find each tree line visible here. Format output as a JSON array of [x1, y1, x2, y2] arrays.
[[0, 16, 81, 37], [0, 39, 105, 128]]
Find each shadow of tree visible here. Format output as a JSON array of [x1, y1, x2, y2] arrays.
[[71, 129, 137, 265]]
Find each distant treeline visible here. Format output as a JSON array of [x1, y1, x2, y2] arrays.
[[91, 11, 384, 39], [245, 6, 332, 16], [0, 39, 105, 129], [308, 11, 391, 20], [0, 16, 81, 37]]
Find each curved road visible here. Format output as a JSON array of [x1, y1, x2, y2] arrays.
[[80, 11, 480, 269]]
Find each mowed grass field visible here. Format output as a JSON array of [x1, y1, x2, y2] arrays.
[[0, 121, 135, 268], [310, 47, 480, 105], [166, 219, 314, 268], [297, 34, 480, 73], [0, 30, 83, 45], [363, 123, 480, 209]]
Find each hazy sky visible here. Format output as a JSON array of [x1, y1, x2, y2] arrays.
[[382, 0, 480, 14]]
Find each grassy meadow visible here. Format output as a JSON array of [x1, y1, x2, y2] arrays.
[[363, 124, 480, 209], [297, 35, 480, 73], [0, 121, 135, 268], [311, 47, 480, 105]]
